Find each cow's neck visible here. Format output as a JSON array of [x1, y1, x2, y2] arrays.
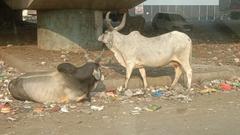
[[111, 31, 125, 51], [108, 31, 127, 67]]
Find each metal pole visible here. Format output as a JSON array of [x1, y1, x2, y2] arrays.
[[213, 6, 216, 20], [150, 5, 153, 21], [206, 5, 209, 21], [198, 5, 201, 21], [182, 6, 185, 16], [190, 6, 192, 21]]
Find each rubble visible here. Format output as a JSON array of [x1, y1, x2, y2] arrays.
[[234, 58, 240, 63]]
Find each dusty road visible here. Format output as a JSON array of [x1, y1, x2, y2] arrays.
[[1, 91, 240, 135]]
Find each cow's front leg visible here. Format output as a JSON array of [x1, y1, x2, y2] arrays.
[[124, 64, 134, 89], [139, 68, 148, 88]]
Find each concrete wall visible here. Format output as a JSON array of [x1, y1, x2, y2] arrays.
[[38, 10, 103, 52]]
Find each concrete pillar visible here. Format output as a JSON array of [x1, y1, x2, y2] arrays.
[[38, 10, 103, 52]]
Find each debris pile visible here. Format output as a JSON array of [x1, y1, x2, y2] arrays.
[[1, 59, 240, 118]]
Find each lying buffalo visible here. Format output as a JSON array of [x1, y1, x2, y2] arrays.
[[8, 62, 103, 103]]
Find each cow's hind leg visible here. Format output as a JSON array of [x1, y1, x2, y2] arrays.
[[169, 62, 183, 89], [124, 64, 134, 89], [139, 68, 148, 88]]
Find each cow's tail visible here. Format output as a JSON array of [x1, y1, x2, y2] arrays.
[[185, 34, 192, 66], [189, 38, 192, 65]]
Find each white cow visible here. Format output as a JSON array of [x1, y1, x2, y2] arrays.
[[98, 12, 192, 89]]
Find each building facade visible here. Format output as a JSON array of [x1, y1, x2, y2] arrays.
[[130, 0, 221, 22]]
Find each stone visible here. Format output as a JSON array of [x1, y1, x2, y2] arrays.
[[234, 58, 240, 63]]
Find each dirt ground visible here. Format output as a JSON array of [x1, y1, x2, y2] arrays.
[[0, 21, 240, 135]]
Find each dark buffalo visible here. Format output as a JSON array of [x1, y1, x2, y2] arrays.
[[8, 62, 103, 103]]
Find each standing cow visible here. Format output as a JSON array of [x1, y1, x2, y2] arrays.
[[8, 62, 103, 103], [98, 11, 192, 89]]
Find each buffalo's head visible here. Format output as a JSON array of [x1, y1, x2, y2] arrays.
[[57, 62, 103, 81]]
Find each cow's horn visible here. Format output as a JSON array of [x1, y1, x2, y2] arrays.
[[105, 11, 114, 31], [114, 13, 127, 31]]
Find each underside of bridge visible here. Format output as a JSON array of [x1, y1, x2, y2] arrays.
[[3, 0, 145, 51], [0, 1, 22, 31]]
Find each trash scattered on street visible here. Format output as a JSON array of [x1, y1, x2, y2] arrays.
[[133, 89, 145, 96], [134, 107, 142, 111], [232, 82, 240, 87], [69, 105, 77, 109], [7, 117, 17, 121], [117, 86, 123, 92], [60, 105, 69, 113], [175, 94, 192, 103], [0, 103, 11, 113], [60, 54, 66, 59], [0, 57, 240, 120], [0, 97, 13, 103], [131, 107, 142, 115], [50, 104, 61, 112], [219, 83, 232, 91], [144, 104, 161, 112], [23, 105, 32, 109], [90, 105, 104, 111], [212, 57, 218, 61], [33, 107, 44, 113], [199, 88, 217, 94], [106, 90, 117, 97], [151, 89, 164, 97], [40, 61, 46, 65], [234, 58, 240, 63], [124, 89, 133, 97]]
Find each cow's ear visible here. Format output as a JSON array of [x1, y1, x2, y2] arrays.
[[92, 69, 101, 80], [57, 63, 76, 74]]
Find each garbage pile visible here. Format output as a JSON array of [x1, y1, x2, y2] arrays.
[[0, 59, 240, 118], [197, 78, 240, 94]]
